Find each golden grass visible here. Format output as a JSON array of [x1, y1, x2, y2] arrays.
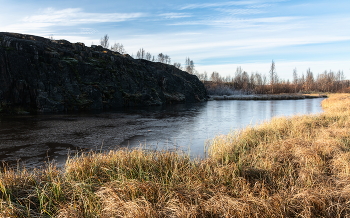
[[1, 94, 350, 217]]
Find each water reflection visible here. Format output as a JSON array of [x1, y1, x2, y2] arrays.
[[0, 98, 324, 167], [121, 98, 324, 158]]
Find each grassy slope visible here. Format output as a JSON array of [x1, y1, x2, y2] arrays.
[[1, 94, 350, 217]]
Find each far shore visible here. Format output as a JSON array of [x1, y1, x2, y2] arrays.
[[208, 93, 328, 100]]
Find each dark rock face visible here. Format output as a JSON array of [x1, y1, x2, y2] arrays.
[[0, 32, 207, 113]]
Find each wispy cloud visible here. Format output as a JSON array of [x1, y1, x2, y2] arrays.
[[159, 13, 192, 19], [216, 8, 265, 15], [169, 16, 302, 29], [179, 0, 283, 10], [247, 3, 273, 8], [1, 7, 146, 37], [118, 26, 350, 63], [79, 28, 98, 35], [180, 1, 258, 10], [174, 0, 295, 29], [23, 8, 145, 26]]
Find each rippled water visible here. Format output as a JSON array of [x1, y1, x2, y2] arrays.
[[0, 98, 324, 168]]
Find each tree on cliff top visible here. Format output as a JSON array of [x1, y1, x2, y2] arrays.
[[111, 42, 126, 54], [185, 57, 195, 74], [100, 34, 109, 48]]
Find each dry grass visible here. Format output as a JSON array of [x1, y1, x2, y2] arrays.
[[1, 94, 350, 217]]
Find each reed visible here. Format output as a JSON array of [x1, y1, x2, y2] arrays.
[[1, 94, 350, 217]]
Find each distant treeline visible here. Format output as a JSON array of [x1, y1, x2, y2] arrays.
[[100, 35, 349, 94], [195, 62, 349, 95]]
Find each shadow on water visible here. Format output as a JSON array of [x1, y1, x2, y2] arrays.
[[0, 142, 80, 169], [0, 98, 324, 168]]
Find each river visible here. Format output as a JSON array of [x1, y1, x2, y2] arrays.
[[0, 98, 324, 168]]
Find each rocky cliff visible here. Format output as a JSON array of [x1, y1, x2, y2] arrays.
[[0, 32, 207, 113]]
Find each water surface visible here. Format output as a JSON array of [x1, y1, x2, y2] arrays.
[[0, 98, 324, 168]]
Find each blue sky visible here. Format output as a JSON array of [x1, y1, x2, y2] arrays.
[[1, 0, 349, 80]]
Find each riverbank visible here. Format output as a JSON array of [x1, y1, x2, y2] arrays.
[[209, 93, 327, 100], [1, 94, 349, 217]]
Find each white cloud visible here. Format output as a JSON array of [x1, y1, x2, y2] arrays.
[[180, 1, 259, 10], [180, 0, 284, 10], [159, 13, 192, 19], [79, 28, 98, 35], [248, 3, 273, 8], [0, 7, 145, 36], [213, 16, 301, 29], [216, 8, 265, 15], [169, 15, 302, 29], [23, 8, 145, 26]]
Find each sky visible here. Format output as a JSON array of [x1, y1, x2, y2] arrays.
[[1, 0, 349, 80]]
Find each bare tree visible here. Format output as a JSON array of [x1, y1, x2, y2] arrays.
[[269, 60, 277, 85], [300, 73, 305, 88], [158, 53, 165, 63], [305, 68, 314, 91], [145, 52, 152, 61], [233, 66, 243, 89], [211, 71, 221, 83], [337, 70, 345, 81], [164, 55, 171, 64], [111, 42, 126, 54], [293, 68, 298, 92], [317, 71, 330, 92], [136, 48, 146, 59], [293, 68, 298, 85], [255, 72, 263, 86], [242, 71, 249, 91], [185, 57, 195, 74], [249, 73, 256, 90], [203, 71, 208, 82], [155, 53, 171, 64], [269, 60, 278, 93], [100, 34, 109, 48], [174, 62, 182, 70], [335, 70, 345, 90]]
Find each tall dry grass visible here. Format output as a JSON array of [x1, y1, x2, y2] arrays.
[[1, 94, 350, 217]]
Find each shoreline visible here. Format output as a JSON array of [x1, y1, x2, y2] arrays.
[[208, 93, 328, 100], [1, 94, 350, 217]]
